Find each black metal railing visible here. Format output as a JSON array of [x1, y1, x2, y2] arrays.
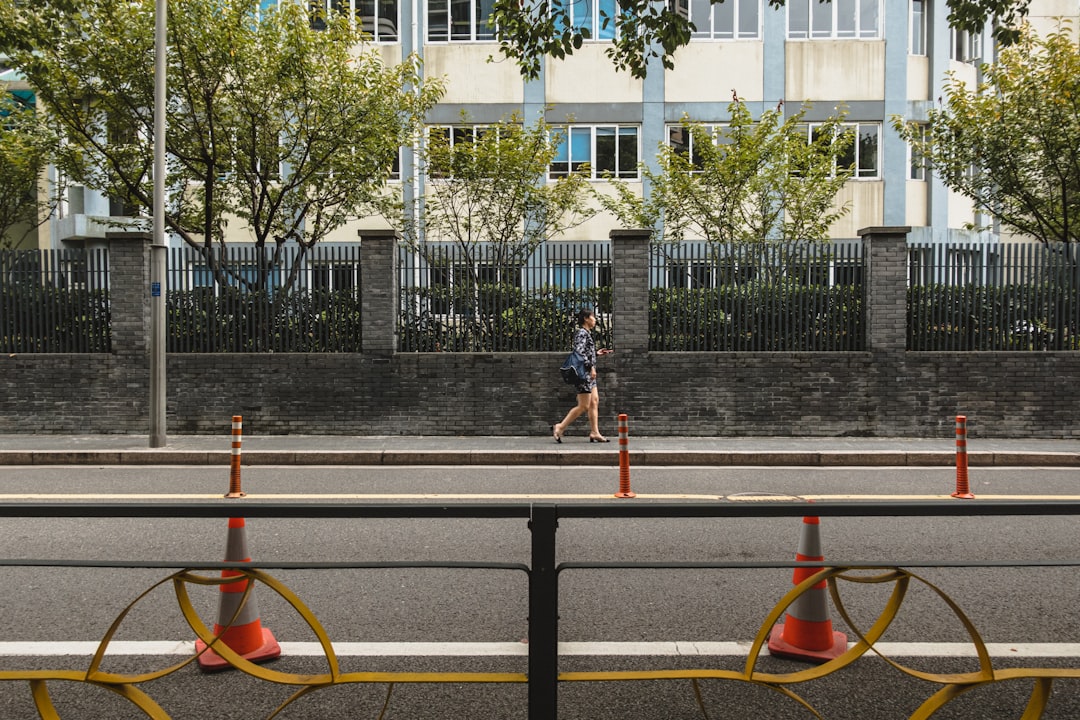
[[908, 241, 1080, 351], [166, 245, 362, 352], [2, 500, 1078, 719], [398, 241, 613, 352], [649, 241, 865, 351], [0, 248, 110, 353]]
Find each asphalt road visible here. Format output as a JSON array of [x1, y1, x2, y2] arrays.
[[1, 465, 1079, 719]]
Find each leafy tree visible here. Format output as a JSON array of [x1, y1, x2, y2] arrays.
[[0, 0, 442, 289], [0, 92, 61, 249], [596, 99, 853, 251], [406, 113, 593, 260], [893, 24, 1080, 247], [399, 113, 594, 350], [491, 0, 1033, 80]]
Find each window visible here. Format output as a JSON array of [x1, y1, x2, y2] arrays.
[[309, 0, 399, 40], [427, 0, 497, 41], [424, 261, 521, 316], [550, 261, 611, 290], [667, 124, 729, 171], [801, 122, 880, 179], [550, 259, 612, 313], [311, 262, 358, 291], [666, 262, 713, 288], [908, 124, 927, 180], [425, 124, 505, 178], [690, 0, 760, 40], [389, 147, 402, 182], [553, 0, 618, 40], [788, 0, 879, 39], [549, 125, 639, 180], [910, 0, 926, 55], [951, 27, 981, 63]]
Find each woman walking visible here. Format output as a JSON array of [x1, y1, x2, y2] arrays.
[[552, 308, 612, 443]]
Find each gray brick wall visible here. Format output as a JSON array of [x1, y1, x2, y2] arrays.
[[3, 228, 1080, 438]]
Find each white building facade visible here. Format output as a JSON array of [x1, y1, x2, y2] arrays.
[[42, 0, 1080, 250]]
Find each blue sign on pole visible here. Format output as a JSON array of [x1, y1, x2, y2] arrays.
[[151, 282, 161, 297]]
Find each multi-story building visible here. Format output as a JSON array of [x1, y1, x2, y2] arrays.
[[19, 0, 1080, 253]]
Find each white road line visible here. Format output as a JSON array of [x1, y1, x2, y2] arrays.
[[3, 641, 1080, 658], [4, 494, 1080, 501]]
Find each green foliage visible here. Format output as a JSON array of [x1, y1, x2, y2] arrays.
[[0, 285, 111, 352], [165, 287, 363, 352], [892, 23, 1080, 245], [491, 0, 1031, 80], [908, 283, 1080, 351], [596, 100, 852, 247], [0, 0, 442, 288], [399, 283, 610, 351], [651, 282, 864, 351], [406, 113, 594, 262], [0, 93, 60, 249]]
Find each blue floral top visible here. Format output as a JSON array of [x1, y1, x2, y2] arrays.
[[572, 327, 597, 393]]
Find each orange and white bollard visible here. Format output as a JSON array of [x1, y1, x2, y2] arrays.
[[952, 415, 974, 499], [226, 415, 245, 499], [614, 413, 636, 498]]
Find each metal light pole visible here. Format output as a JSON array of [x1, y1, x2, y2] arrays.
[[149, 0, 167, 447]]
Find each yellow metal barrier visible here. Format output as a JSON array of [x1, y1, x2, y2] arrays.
[[4, 565, 1079, 719], [561, 567, 1080, 719], [0, 568, 526, 720]]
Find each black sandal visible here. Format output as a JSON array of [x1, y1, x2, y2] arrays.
[[551, 424, 563, 444]]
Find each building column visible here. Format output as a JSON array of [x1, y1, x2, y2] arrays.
[[610, 228, 651, 353], [860, 225, 910, 353], [359, 228, 400, 355]]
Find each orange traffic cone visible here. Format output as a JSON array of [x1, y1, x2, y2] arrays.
[[195, 517, 281, 672], [767, 514, 847, 663]]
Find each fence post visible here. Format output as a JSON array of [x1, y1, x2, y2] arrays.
[[859, 226, 910, 353], [105, 232, 153, 362], [610, 228, 651, 353], [358, 228, 400, 355], [528, 504, 559, 720]]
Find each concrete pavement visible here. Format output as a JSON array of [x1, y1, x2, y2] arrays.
[[1, 432, 1079, 466]]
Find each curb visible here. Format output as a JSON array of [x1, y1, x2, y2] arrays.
[[2, 450, 1079, 467]]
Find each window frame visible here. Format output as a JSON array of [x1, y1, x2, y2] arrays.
[[548, 124, 640, 181], [951, 27, 982, 63], [909, 0, 926, 55], [309, 0, 400, 41], [689, 0, 762, 40], [552, 0, 620, 40], [908, 124, 927, 181], [799, 121, 881, 180], [787, 0, 880, 40], [426, 0, 498, 42], [423, 259, 523, 318], [666, 123, 726, 173]]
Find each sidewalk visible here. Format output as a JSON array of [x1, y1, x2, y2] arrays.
[[1, 433, 1079, 466]]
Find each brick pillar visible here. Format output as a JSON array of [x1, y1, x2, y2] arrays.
[[106, 231, 152, 359], [610, 229, 651, 353], [358, 228, 399, 355], [859, 226, 910, 353]]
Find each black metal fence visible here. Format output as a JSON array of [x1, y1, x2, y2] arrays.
[[7, 239, 1080, 355], [166, 245, 362, 352], [0, 248, 110, 353], [908, 241, 1080, 351], [649, 241, 865, 351], [398, 241, 613, 352]]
